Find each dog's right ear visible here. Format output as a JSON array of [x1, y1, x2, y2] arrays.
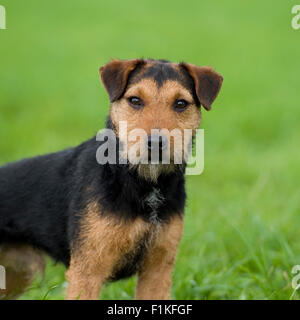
[[100, 59, 144, 102]]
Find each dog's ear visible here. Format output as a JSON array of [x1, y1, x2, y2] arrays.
[[100, 59, 144, 102], [181, 63, 223, 110]]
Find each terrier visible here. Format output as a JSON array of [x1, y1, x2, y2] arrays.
[[0, 59, 223, 299]]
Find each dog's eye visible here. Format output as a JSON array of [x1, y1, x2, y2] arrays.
[[127, 96, 144, 109], [173, 99, 189, 112]]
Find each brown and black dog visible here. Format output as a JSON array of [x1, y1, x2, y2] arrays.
[[0, 59, 223, 300]]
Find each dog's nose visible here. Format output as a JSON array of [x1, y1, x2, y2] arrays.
[[147, 135, 168, 151]]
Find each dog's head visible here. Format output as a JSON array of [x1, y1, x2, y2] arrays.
[[100, 59, 223, 181]]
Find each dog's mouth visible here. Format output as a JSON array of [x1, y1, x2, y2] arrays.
[[147, 148, 169, 164], [115, 132, 192, 181], [122, 136, 187, 165], [127, 148, 178, 166], [129, 148, 186, 183], [130, 162, 179, 183]]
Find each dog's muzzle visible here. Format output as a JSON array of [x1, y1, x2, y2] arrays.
[[146, 134, 168, 151], [146, 134, 168, 162]]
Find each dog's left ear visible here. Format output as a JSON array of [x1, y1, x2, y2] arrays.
[[100, 59, 144, 102], [180, 63, 223, 110]]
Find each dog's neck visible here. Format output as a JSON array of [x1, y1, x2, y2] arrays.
[[100, 160, 186, 222]]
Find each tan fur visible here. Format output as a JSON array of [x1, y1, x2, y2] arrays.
[[66, 202, 151, 300], [0, 244, 45, 300], [66, 202, 183, 300], [110, 79, 201, 181], [135, 214, 183, 300]]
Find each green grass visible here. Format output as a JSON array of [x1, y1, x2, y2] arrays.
[[1, 0, 300, 300]]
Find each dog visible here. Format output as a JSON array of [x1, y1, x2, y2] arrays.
[[0, 59, 223, 300]]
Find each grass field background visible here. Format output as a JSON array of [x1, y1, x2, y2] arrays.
[[0, 0, 300, 299]]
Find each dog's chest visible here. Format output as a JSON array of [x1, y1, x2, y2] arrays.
[[103, 188, 170, 281], [109, 224, 157, 282], [109, 188, 164, 281]]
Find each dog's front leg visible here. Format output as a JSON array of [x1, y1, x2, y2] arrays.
[[66, 205, 148, 300], [66, 257, 104, 300], [135, 215, 183, 300]]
